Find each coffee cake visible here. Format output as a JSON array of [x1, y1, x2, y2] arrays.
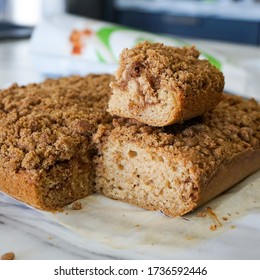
[[109, 42, 224, 126]]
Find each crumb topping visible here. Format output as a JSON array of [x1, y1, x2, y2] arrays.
[[113, 41, 224, 104], [0, 74, 113, 172]]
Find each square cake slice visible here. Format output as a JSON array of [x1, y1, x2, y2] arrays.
[[0, 74, 113, 210], [109, 41, 224, 127], [95, 95, 260, 217]]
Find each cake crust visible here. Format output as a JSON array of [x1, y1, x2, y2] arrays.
[[109, 41, 225, 127]]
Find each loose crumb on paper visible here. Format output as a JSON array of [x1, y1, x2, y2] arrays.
[[210, 224, 218, 231], [185, 235, 194, 240], [71, 201, 82, 210], [206, 207, 223, 228], [1, 252, 15, 260], [196, 210, 207, 218]]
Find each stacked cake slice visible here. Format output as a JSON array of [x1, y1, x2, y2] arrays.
[[98, 42, 259, 216]]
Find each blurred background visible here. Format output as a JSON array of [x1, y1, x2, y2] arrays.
[[1, 0, 260, 44]]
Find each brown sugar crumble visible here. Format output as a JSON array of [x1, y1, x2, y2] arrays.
[[0, 74, 113, 172], [1, 252, 15, 260]]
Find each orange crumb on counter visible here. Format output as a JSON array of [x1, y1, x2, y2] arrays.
[[1, 252, 15, 260]]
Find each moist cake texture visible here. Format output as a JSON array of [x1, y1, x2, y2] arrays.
[[109, 41, 224, 126], [95, 95, 260, 217], [0, 74, 113, 210]]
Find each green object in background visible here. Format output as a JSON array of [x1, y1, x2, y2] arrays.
[[96, 25, 222, 70], [135, 36, 155, 45], [96, 26, 129, 59], [96, 50, 106, 63], [201, 52, 222, 70]]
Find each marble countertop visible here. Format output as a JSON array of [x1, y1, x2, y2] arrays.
[[0, 39, 259, 260]]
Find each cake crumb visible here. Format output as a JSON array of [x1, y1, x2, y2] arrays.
[[185, 235, 193, 240], [222, 216, 228, 221], [230, 225, 236, 229], [196, 210, 207, 218], [71, 201, 82, 210], [1, 252, 15, 260], [210, 224, 217, 231]]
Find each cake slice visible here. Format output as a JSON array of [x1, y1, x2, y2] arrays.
[[109, 42, 224, 127], [0, 74, 113, 210], [94, 95, 260, 217]]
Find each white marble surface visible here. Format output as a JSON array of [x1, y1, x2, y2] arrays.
[[0, 38, 260, 260], [0, 194, 116, 259]]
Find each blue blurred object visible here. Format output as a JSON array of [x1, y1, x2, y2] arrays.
[[110, 0, 260, 44]]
